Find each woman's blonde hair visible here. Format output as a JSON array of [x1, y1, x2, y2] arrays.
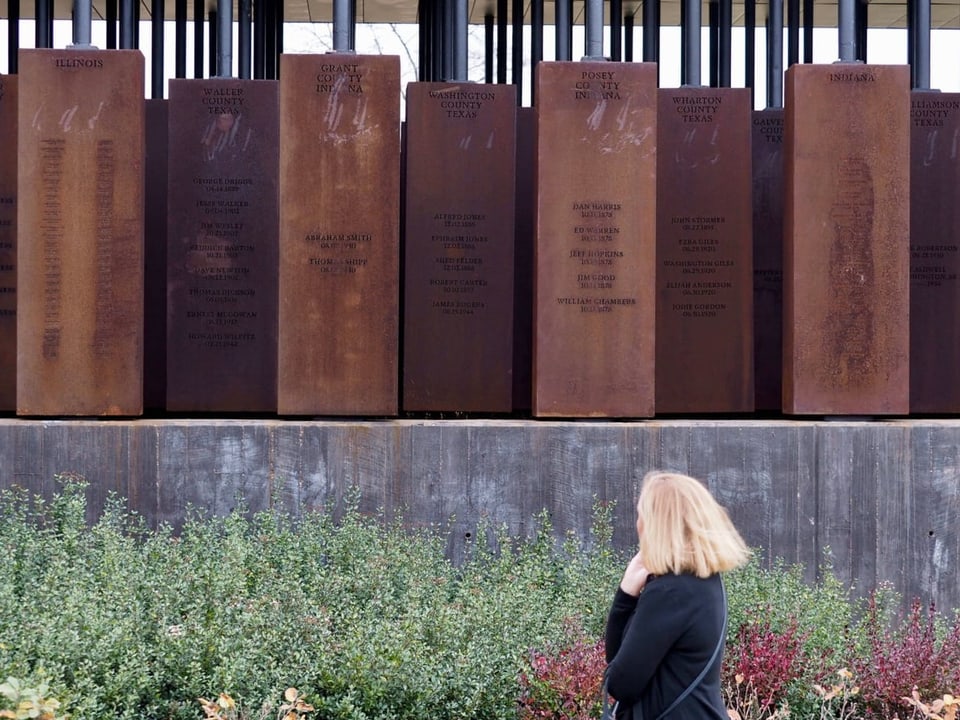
[[637, 471, 750, 578]]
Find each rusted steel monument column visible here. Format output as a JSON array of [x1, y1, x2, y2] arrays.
[[783, 0, 910, 414]]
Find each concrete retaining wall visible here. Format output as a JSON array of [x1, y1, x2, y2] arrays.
[[0, 418, 957, 613]]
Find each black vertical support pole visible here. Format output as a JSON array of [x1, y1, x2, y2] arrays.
[[194, 0, 204, 77], [857, 0, 868, 62], [254, 0, 265, 79], [35, 0, 51, 48], [642, 0, 659, 63], [176, 0, 187, 77], [916, 0, 931, 88], [556, 0, 571, 60], [8, 0, 20, 73], [907, 0, 916, 85], [682, 0, 700, 85], [264, 0, 276, 79], [276, 0, 284, 77], [787, 0, 799, 65], [532, 0, 543, 101], [680, 0, 686, 81], [709, 0, 719, 87], [209, 10, 218, 80], [351, 0, 357, 52], [119, 0, 135, 49], [239, 0, 252, 79], [744, 0, 755, 95], [624, 12, 634, 61], [485, 13, 495, 82], [134, 0, 141, 48], [512, 0, 523, 102], [106, 0, 118, 49], [497, 0, 508, 81], [719, 0, 731, 86], [417, 0, 433, 82], [611, 0, 623, 60], [433, 0, 445, 80], [802, 0, 813, 61], [152, 0, 164, 98], [768, 0, 783, 106], [443, 0, 454, 79]]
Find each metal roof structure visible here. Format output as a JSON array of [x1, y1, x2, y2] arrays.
[[0, 0, 957, 29]]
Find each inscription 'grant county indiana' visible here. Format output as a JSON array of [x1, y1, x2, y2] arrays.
[[314, 63, 364, 94]]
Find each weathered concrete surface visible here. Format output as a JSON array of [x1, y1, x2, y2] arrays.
[[0, 419, 956, 614]]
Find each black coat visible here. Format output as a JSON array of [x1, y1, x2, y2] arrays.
[[604, 572, 728, 720]]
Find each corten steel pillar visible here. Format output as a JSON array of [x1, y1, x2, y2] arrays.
[[152, 0, 164, 96]]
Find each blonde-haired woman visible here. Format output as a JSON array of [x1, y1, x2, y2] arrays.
[[604, 471, 750, 720]]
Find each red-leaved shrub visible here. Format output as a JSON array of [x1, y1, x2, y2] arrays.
[[722, 617, 809, 711], [517, 618, 606, 720], [854, 597, 960, 720]]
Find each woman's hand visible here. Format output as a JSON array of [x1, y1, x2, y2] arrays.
[[619, 552, 651, 597]]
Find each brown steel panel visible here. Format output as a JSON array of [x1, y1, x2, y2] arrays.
[[166, 79, 279, 413], [752, 108, 784, 412], [784, 64, 910, 415], [144, 99, 168, 412], [910, 91, 960, 413], [513, 106, 535, 413], [533, 61, 657, 418], [402, 82, 517, 412], [278, 54, 400, 416], [0, 75, 15, 411], [656, 87, 754, 414], [17, 50, 144, 416]]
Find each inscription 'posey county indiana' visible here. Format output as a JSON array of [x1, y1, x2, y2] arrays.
[[574, 71, 621, 100]]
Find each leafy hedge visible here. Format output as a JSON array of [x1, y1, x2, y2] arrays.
[[1, 477, 958, 720]]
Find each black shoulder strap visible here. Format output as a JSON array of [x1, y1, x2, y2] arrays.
[[653, 576, 728, 720]]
